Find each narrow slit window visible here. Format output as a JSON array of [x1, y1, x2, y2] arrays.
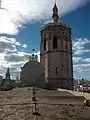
[[56, 67, 58, 75], [53, 36, 57, 49], [44, 39, 46, 50]]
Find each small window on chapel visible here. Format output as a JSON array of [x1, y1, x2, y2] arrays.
[[53, 36, 57, 49], [44, 39, 46, 51]]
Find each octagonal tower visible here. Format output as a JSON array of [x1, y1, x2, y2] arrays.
[[40, 3, 73, 89]]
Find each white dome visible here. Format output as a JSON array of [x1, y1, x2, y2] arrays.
[[20, 60, 45, 87]]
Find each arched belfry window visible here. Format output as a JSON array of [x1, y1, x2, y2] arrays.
[[44, 38, 46, 51], [53, 36, 57, 49]]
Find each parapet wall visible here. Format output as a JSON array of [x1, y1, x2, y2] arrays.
[[58, 89, 90, 100]]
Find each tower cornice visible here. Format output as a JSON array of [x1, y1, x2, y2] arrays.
[[41, 22, 71, 31]]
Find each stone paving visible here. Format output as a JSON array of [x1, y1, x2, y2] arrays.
[[0, 87, 90, 120]]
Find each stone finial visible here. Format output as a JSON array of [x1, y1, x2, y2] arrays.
[[52, 1, 59, 23]]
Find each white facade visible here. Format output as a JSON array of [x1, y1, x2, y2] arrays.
[[20, 54, 45, 87]]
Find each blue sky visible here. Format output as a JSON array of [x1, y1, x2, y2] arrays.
[[0, 0, 90, 80]]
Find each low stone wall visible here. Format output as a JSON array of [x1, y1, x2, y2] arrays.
[[58, 89, 90, 100]]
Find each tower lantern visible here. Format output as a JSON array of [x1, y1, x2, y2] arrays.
[[52, 2, 59, 23]]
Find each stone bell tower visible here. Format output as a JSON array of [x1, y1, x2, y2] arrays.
[[40, 3, 73, 89], [6, 67, 10, 80]]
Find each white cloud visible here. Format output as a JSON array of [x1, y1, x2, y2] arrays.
[[73, 57, 90, 64], [72, 38, 90, 79], [73, 57, 83, 63], [0, 36, 30, 79], [0, 0, 88, 34], [73, 63, 90, 79], [0, 36, 23, 53], [22, 44, 27, 48], [73, 38, 90, 55], [73, 56, 90, 79], [4, 52, 29, 62], [74, 64, 90, 72], [0, 9, 18, 34], [83, 58, 90, 63]]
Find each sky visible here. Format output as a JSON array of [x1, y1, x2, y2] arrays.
[[0, 0, 90, 80]]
